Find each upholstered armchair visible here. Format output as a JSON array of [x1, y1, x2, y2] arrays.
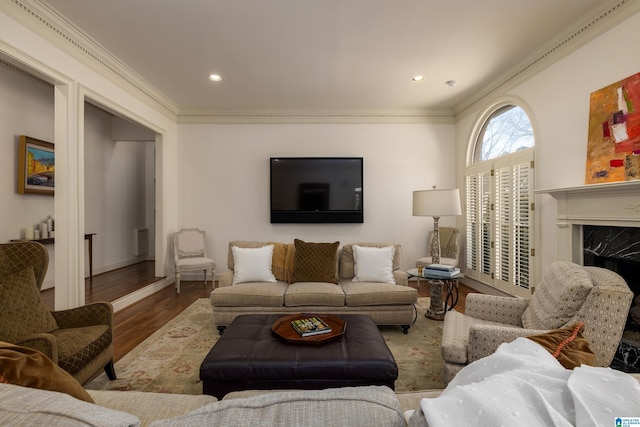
[[0, 241, 115, 385], [416, 227, 460, 268], [441, 261, 633, 385]]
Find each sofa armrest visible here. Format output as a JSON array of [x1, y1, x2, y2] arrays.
[[51, 302, 113, 329], [468, 324, 548, 362], [14, 333, 58, 362], [218, 270, 234, 288], [465, 294, 529, 325], [393, 270, 409, 287]]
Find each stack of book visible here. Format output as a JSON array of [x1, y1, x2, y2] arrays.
[[423, 263, 460, 278], [291, 317, 332, 337]]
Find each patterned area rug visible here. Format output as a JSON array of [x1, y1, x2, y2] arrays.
[[86, 297, 444, 394]]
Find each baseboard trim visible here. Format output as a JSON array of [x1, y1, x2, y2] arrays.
[[111, 277, 172, 312]]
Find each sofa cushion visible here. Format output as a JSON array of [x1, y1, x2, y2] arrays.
[[526, 323, 595, 369], [521, 261, 593, 330], [231, 245, 277, 285], [148, 386, 405, 427], [341, 281, 417, 306], [0, 383, 140, 426], [352, 245, 396, 284], [285, 281, 345, 306], [290, 239, 339, 284], [0, 341, 94, 403], [89, 390, 218, 426], [211, 281, 288, 307], [340, 243, 401, 280], [0, 266, 58, 343]]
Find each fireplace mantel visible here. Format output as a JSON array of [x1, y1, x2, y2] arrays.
[[536, 181, 640, 262], [537, 180, 640, 199]]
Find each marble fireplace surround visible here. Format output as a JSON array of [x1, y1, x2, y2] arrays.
[[539, 180, 640, 263]]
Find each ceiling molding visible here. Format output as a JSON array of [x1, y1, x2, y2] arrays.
[[4, 0, 638, 124], [5, 0, 180, 119], [454, 0, 640, 116], [0, 56, 51, 87], [177, 109, 455, 124]]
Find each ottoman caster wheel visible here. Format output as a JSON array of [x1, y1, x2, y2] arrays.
[[401, 325, 410, 334]]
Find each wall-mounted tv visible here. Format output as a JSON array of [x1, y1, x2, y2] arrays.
[[270, 157, 363, 223]]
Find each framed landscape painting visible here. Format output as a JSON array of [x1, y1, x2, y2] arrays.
[[585, 72, 640, 184], [18, 135, 55, 195]]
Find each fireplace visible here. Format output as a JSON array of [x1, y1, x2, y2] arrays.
[[540, 181, 640, 373]]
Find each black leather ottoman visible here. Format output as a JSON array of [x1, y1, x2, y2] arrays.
[[200, 314, 398, 399]]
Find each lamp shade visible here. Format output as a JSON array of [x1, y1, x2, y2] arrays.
[[412, 188, 461, 217]]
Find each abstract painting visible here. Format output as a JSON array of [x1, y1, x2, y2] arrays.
[[586, 72, 640, 184]]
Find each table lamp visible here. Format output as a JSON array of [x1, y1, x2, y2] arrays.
[[412, 186, 462, 265]]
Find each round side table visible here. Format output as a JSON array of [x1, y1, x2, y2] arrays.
[[407, 268, 463, 320]]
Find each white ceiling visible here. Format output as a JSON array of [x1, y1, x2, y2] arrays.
[[42, 0, 606, 113]]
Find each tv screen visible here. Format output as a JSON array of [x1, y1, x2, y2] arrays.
[[270, 157, 363, 223]]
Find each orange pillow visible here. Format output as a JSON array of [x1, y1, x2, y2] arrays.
[[0, 341, 94, 403], [526, 323, 595, 369]]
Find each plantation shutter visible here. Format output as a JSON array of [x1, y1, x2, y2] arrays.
[[465, 164, 492, 285], [465, 149, 534, 297]]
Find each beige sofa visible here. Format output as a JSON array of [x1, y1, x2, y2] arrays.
[[210, 241, 418, 334], [0, 382, 439, 426]]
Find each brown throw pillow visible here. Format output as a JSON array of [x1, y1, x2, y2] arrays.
[[0, 341, 94, 403], [291, 239, 339, 284], [526, 323, 596, 369], [0, 267, 58, 343]]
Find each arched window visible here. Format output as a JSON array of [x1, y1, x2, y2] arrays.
[[466, 103, 535, 297]]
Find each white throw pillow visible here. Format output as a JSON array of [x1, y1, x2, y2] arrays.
[[352, 245, 396, 284], [232, 245, 277, 285]]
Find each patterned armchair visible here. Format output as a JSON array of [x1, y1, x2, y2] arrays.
[[0, 241, 116, 385], [441, 261, 633, 385]]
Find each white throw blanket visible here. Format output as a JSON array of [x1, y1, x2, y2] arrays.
[[419, 338, 640, 427]]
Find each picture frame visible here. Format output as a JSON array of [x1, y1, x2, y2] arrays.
[[18, 135, 55, 195]]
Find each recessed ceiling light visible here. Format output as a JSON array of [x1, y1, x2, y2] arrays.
[[208, 74, 222, 82], [412, 75, 424, 82], [446, 80, 456, 87]]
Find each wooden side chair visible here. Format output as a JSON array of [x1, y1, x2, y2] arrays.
[[173, 228, 216, 294]]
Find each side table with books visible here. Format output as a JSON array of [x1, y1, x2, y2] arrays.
[[408, 264, 463, 320]]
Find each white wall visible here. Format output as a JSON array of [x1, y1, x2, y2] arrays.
[[0, 64, 56, 287], [455, 10, 640, 283], [84, 103, 154, 276], [177, 123, 457, 273], [0, 65, 156, 287], [1, 4, 178, 308]]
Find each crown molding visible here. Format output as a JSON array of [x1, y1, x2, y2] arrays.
[[455, 0, 640, 116], [177, 108, 455, 124], [5, 0, 638, 125], [4, 0, 180, 119], [0, 55, 51, 87]]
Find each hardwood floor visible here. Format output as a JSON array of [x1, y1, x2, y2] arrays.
[[41, 262, 476, 362]]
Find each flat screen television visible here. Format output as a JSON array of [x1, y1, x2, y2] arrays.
[[270, 157, 363, 223]]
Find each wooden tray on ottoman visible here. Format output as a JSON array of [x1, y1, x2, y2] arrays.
[[272, 313, 346, 344]]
